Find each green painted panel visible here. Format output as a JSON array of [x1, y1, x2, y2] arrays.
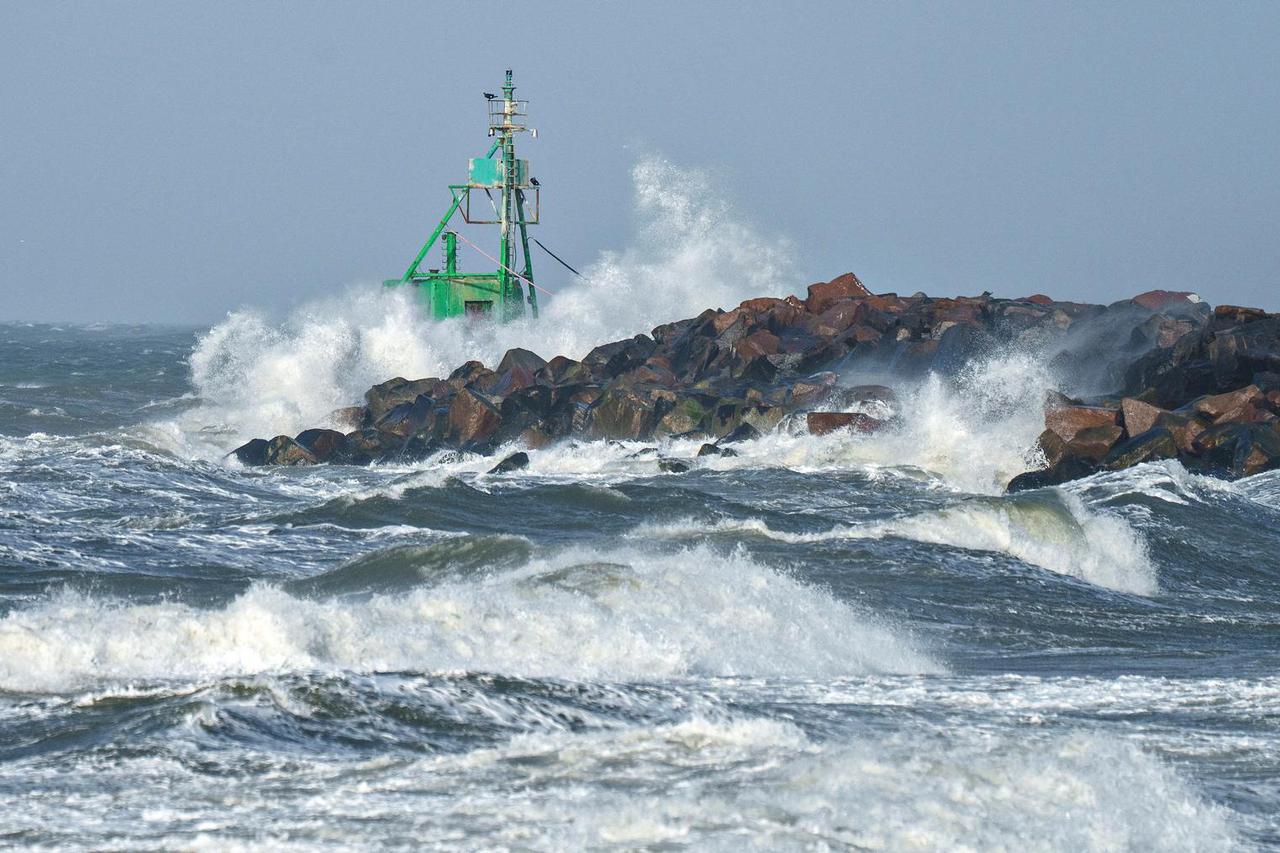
[[468, 158, 501, 186]]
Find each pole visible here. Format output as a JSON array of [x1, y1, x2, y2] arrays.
[[497, 70, 515, 319], [515, 189, 538, 318]]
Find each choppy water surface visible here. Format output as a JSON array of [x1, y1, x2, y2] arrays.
[[1, 321, 1278, 851]]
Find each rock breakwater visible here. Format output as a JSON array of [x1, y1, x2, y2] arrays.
[[231, 274, 1280, 487]]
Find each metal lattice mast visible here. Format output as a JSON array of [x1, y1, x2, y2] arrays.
[[498, 71, 514, 317], [385, 70, 541, 322]]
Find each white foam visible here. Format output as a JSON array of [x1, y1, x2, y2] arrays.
[[438, 351, 1058, 495], [0, 545, 937, 693], [416, 725, 1234, 852], [0, 710, 1236, 850], [865, 491, 1158, 595], [635, 489, 1157, 595], [168, 157, 797, 459]]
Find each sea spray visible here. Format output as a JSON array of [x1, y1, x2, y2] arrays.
[[177, 157, 798, 455]]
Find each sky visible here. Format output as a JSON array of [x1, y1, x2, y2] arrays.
[[1, 0, 1277, 323]]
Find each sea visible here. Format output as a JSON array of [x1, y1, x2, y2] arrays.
[[2, 162, 1277, 850]]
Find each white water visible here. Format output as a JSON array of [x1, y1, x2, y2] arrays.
[[635, 487, 1156, 596], [424, 726, 1233, 851], [0, 545, 936, 693], [173, 157, 797, 456], [0, 715, 1233, 851]]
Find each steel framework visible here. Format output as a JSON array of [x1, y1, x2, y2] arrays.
[[385, 70, 540, 321]]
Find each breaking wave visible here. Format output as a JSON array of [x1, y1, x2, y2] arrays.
[[0, 545, 937, 693], [423, 725, 1234, 851], [636, 489, 1156, 595], [172, 157, 796, 457]]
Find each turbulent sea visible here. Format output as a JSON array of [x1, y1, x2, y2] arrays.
[[2, 168, 1279, 850], [2, 318, 1278, 852]]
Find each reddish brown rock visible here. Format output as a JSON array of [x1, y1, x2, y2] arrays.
[[1044, 405, 1121, 443], [812, 301, 867, 338], [1121, 398, 1166, 438], [447, 361, 495, 392], [445, 388, 502, 446], [364, 377, 438, 423], [805, 273, 871, 315], [712, 308, 743, 335], [806, 412, 884, 436], [1065, 424, 1125, 461], [789, 373, 838, 408], [1157, 411, 1206, 453], [1036, 429, 1069, 466], [739, 296, 791, 314], [295, 428, 348, 462], [1131, 290, 1200, 312], [1191, 385, 1261, 422], [734, 329, 781, 360], [1213, 305, 1268, 325], [1193, 422, 1280, 476]]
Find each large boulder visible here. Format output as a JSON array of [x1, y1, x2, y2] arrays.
[[539, 355, 589, 386], [655, 393, 716, 436], [587, 381, 670, 439], [343, 428, 397, 465], [1191, 422, 1280, 477], [364, 377, 438, 423], [806, 412, 884, 436], [497, 347, 548, 375], [230, 438, 270, 466], [448, 360, 495, 390], [583, 335, 658, 380], [1044, 404, 1121, 443], [488, 451, 530, 474], [262, 435, 317, 466], [1063, 423, 1125, 461], [1104, 427, 1178, 469], [1120, 398, 1165, 437], [294, 428, 348, 463], [1007, 456, 1101, 492], [444, 388, 503, 448], [1130, 290, 1202, 313], [805, 272, 871, 315], [1190, 385, 1262, 424]]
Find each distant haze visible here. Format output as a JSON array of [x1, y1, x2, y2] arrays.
[[2, 0, 1277, 323]]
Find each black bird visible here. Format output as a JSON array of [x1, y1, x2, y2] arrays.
[[530, 177, 540, 187], [484, 92, 497, 100]]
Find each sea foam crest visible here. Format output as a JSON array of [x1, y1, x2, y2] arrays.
[[0, 545, 937, 693], [423, 727, 1234, 851], [635, 488, 1156, 595]]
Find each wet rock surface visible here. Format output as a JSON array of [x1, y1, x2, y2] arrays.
[[230, 275, 1280, 486], [1009, 304, 1280, 489]]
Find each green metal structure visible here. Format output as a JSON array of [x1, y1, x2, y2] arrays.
[[384, 70, 541, 321]]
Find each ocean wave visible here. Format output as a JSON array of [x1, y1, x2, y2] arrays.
[[418, 725, 1234, 852], [0, 544, 938, 693], [635, 488, 1157, 595]]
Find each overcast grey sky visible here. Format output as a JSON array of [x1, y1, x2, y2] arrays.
[[2, 1, 1277, 323]]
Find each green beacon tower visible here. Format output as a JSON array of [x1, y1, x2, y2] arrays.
[[385, 70, 540, 321]]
